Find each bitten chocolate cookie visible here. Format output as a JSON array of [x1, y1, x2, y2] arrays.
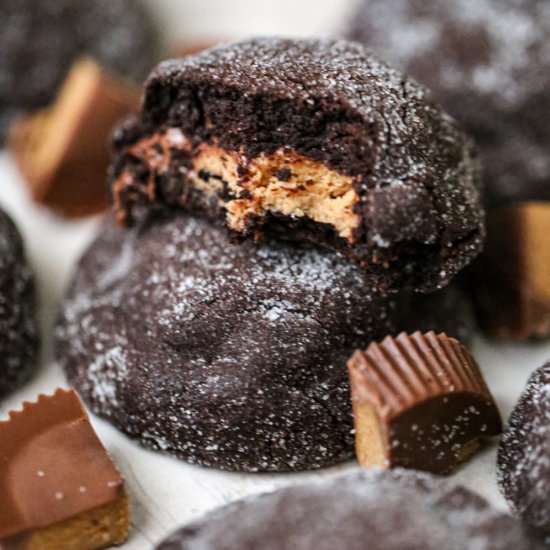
[[110, 38, 484, 293], [156, 469, 536, 550], [0, 0, 159, 141], [0, 207, 38, 397], [56, 213, 396, 472], [498, 363, 550, 543], [346, 0, 550, 208]]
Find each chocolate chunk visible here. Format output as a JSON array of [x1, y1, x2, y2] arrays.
[[498, 363, 550, 544], [346, 0, 550, 208], [348, 331, 501, 474], [156, 469, 536, 550], [0, 0, 159, 142], [9, 58, 140, 218], [0, 207, 38, 397], [0, 389, 129, 549], [56, 213, 397, 472], [109, 37, 484, 293], [471, 203, 550, 340], [276, 167, 293, 182]]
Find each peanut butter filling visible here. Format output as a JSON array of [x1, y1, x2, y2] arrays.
[[120, 127, 360, 240], [5, 495, 129, 550], [353, 401, 388, 468]]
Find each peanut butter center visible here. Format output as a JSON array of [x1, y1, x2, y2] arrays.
[[353, 400, 388, 468], [122, 128, 360, 240]]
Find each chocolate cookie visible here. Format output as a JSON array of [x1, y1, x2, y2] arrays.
[[0, 0, 159, 141], [346, 0, 550, 208], [0, 207, 38, 396], [110, 38, 484, 293], [56, 213, 397, 472], [498, 363, 550, 543], [156, 469, 536, 550]]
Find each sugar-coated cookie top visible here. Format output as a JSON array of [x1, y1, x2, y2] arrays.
[[113, 38, 484, 292]]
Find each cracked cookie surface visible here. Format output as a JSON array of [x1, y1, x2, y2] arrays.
[[56, 213, 396, 471]]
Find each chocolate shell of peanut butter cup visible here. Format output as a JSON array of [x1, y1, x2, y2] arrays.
[[348, 331, 501, 474], [0, 388, 128, 550]]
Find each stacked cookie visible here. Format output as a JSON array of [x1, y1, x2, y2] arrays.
[[56, 38, 492, 473]]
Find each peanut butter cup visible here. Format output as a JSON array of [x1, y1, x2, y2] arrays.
[[10, 58, 140, 218], [472, 203, 550, 341], [0, 389, 129, 550], [348, 331, 501, 474]]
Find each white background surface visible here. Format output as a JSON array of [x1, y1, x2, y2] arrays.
[[1, 1, 549, 548]]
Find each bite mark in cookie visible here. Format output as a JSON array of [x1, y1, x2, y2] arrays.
[[114, 127, 359, 239]]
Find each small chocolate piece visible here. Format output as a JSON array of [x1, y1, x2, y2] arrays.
[[9, 58, 140, 218], [110, 37, 484, 293], [0, 388, 129, 550], [56, 213, 397, 472], [156, 469, 536, 550], [471, 203, 550, 340], [348, 331, 501, 474], [0, 207, 38, 397], [0, 0, 159, 142], [346, 0, 550, 209], [498, 363, 550, 544]]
